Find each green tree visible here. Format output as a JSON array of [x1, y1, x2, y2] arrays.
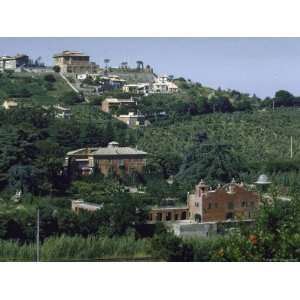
[[274, 90, 294, 107], [44, 74, 56, 83], [60, 91, 83, 105], [53, 65, 61, 73], [176, 134, 246, 185], [150, 230, 193, 261]]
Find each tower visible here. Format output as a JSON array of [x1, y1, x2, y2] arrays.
[[197, 179, 208, 197]]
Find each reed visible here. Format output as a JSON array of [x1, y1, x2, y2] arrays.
[[0, 235, 151, 262]]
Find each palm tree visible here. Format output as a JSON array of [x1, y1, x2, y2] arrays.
[[120, 61, 128, 70], [104, 59, 110, 69], [136, 60, 144, 71]]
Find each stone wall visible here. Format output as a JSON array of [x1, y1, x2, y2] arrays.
[[172, 222, 218, 238]]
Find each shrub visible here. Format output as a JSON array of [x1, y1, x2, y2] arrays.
[[44, 74, 56, 83]]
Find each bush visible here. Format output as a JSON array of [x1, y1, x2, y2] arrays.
[[44, 74, 56, 83], [150, 231, 193, 261], [60, 91, 83, 105], [53, 65, 60, 73]]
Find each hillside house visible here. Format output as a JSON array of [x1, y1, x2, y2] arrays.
[[53, 50, 97, 74], [101, 97, 136, 113], [71, 200, 103, 213], [150, 75, 178, 94], [2, 100, 18, 110], [53, 105, 72, 119], [65, 141, 147, 177], [115, 112, 145, 127], [188, 179, 259, 222], [146, 179, 258, 224], [108, 75, 126, 89], [122, 83, 150, 96], [0, 54, 29, 71]]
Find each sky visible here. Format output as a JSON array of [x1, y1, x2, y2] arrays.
[[1, 37, 300, 98]]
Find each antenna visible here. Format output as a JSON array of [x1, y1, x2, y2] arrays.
[[36, 208, 40, 262]]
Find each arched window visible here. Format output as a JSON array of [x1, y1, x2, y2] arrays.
[[195, 214, 201, 223], [166, 212, 172, 221], [156, 213, 162, 221], [226, 212, 234, 220], [181, 211, 187, 220]]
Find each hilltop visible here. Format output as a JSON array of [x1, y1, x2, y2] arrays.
[[105, 68, 156, 83]]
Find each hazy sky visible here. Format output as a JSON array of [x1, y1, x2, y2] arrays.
[[1, 37, 300, 98]]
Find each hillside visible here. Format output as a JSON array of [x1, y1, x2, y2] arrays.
[[137, 108, 300, 188], [0, 71, 73, 106], [1, 69, 300, 262], [1, 69, 300, 190]]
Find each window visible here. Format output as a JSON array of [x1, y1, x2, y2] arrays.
[[195, 202, 199, 207], [166, 212, 172, 221], [156, 213, 162, 221], [241, 201, 246, 208], [174, 214, 178, 220], [181, 211, 187, 220], [195, 214, 201, 222], [208, 203, 212, 209], [226, 212, 234, 220], [228, 202, 234, 210], [148, 214, 152, 221]]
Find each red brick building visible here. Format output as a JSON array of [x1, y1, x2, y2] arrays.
[[65, 141, 147, 177], [188, 179, 259, 222]]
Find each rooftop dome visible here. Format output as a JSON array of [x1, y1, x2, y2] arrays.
[[255, 174, 271, 185]]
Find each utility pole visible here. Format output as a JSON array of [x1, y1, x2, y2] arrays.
[[290, 136, 294, 159], [36, 208, 40, 262], [272, 99, 275, 112]]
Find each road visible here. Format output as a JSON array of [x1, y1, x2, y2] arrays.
[[59, 73, 90, 103]]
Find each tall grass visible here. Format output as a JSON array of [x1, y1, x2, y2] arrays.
[[0, 235, 151, 262], [0, 240, 35, 261]]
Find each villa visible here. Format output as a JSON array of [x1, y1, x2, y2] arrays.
[[65, 141, 147, 177]]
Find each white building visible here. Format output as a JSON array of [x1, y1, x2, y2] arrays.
[[150, 75, 178, 94], [0, 54, 29, 71], [115, 112, 145, 127], [53, 105, 72, 119], [122, 83, 150, 96], [2, 100, 18, 110], [71, 200, 103, 213]]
